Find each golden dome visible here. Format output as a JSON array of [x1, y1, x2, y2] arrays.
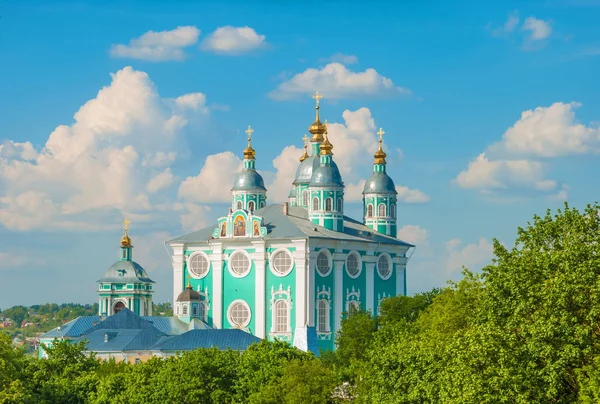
[[243, 126, 256, 159], [120, 218, 133, 248], [374, 127, 387, 165], [308, 91, 326, 142], [320, 129, 333, 155], [299, 134, 310, 162]]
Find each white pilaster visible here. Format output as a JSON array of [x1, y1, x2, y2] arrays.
[[171, 243, 185, 308], [210, 245, 224, 328], [294, 248, 307, 329], [307, 251, 317, 326], [365, 262, 375, 313], [252, 243, 266, 338], [148, 298, 153, 316], [333, 257, 344, 334]]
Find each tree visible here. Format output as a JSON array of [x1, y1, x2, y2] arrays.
[[378, 288, 440, 327]]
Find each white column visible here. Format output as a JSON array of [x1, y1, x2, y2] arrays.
[[171, 244, 185, 308], [394, 256, 408, 296], [307, 252, 317, 326], [365, 262, 375, 313], [211, 246, 224, 328], [139, 298, 144, 316], [148, 298, 153, 316], [253, 248, 266, 338], [98, 297, 102, 315], [333, 258, 344, 334], [294, 250, 307, 329]]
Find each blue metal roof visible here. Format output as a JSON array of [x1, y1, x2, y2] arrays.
[[153, 329, 261, 352], [40, 316, 101, 338]]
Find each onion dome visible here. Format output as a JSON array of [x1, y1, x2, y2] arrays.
[[308, 91, 326, 142], [98, 260, 154, 283], [299, 135, 309, 162], [363, 172, 397, 194], [176, 280, 201, 302], [232, 171, 266, 191], [373, 127, 387, 164], [120, 218, 132, 247], [310, 162, 344, 187], [319, 127, 333, 156]]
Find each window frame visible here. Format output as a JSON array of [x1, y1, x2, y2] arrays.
[[270, 248, 294, 277], [317, 299, 330, 332], [187, 251, 211, 279], [273, 299, 290, 333], [312, 197, 319, 211], [248, 201, 255, 212], [345, 251, 362, 279], [377, 253, 393, 280], [227, 299, 251, 328], [316, 248, 332, 277], [325, 197, 333, 212], [228, 250, 252, 278], [378, 203, 386, 217], [367, 204, 373, 218]]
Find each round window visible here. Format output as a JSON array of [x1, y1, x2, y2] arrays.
[[229, 251, 251, 277], [188, 253, 210, 278], [316, 250, 331, 276], [228, 300, 251, 328], [271, 250, 293, 276], [377, 254, 391, 279], [346, 252, 361, 278]]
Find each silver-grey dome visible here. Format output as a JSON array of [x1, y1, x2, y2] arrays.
[[98, 260, 154, 283], [231, 170, 267, 192], [363, 172, 397, 195], [293, 155, 320, 185], [310, 162, 344, 187]]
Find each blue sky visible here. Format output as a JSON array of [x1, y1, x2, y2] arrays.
[[0, 0, 599, 308]]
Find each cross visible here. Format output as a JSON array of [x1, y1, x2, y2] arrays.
[[312, 90, 323, 106], [377, 128, 385, 142], [122, 218, 130, 234], [302, 134, 310, 146], [245, 125, 254, 141]]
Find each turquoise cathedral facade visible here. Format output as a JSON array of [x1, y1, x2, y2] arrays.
[[168, 92, 414, 352]]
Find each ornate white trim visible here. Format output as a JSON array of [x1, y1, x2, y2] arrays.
[[269, 248, 294, 277], [345, 251, 362, 279], [187, 251, 211, 279], [227, 299, 251, 328], [346, 286, 361, 312], [316, 285, 332, 339], [315, 248, 333, 277], [269, 284, 293, 340], [376, 253, 393, 280], [228, 249, 252, 278], [377, 292, 390, 316], [195, 286, 211, 311]]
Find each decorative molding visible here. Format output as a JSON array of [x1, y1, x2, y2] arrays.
[[377, 292, 390, 316], [269, 284, 293, 339]]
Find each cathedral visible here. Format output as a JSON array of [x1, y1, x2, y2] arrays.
[[167, 92, 413, 352], [39, 92, 413, 358]]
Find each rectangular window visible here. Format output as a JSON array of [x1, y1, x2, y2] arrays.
[[134, 358, 140, 365]]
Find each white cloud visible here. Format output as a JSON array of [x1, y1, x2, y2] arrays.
[[0, 66, 210, 231], [0, 251, 46, 270], [344, 180, 367, 202], [397, 224, 428, 246], [110, 26, 200, 61], [267, 145, 303, 202], [444, 238, 494, 274], [454, 153, 556, 192], [322, 53, 359, 65], [176, 202, 213, 233], [200, 26, 266, 54], [147, 168, 176, 193], [522, 17, 552, 41], [269, 63, 411, 100], [490, 11, 520, 37], [396, 185, 430, 203], [178, 151, 242, 203], [490, 102, 600, 157]]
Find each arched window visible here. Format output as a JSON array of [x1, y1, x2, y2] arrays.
[[391, 203, 396, 218], [236, 201, 242, 210], [248, 201, 255, 212], [347, 300, 360, 314], [176, 305, 180, 315], [182, 304, 188, 315], [192, 305, 198, 316], [378, 203, 386, 217], [337, 198, 343, 212], [318, 300, 329, 332], [260, 201, 266, 208], [367, 204, 373, 218], [274, 300, 289, 332], [325, 198, 332, 211], [312, 197, 319, 211], [302, 191, 308, 206]]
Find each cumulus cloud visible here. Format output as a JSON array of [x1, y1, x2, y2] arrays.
[[200, 26, 266, 54], [490, 102, 600, 157], [444, 238, 494, 274], [0, 66, 210, 231], [397, 224, 428, 246], [110, 26, 200, 61], [489, 12, 552, 50], [178, 152, 242, 203], [454, 102, 598, 197], [396, 186, 430, 203], [269, 63, 411, 100], [490, 11, 520, 38]]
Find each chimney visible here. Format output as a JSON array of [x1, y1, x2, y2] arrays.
[[282, 202, 289, 215]]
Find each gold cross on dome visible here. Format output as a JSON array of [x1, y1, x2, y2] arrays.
[[312, 90, 323, 106], [122, 218, 130, 234], [245, 125, 254, 141], [377, 128, 385, 142], [302, 134, 310, 146]]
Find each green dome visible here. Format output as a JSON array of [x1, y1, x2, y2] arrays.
[[97, 260, 154, 284]]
